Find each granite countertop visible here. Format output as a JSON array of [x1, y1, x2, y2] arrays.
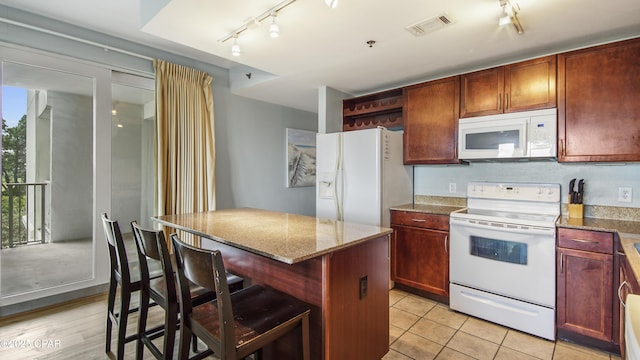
[[391, 203, 464, 216], [153, 208, 392, 264]]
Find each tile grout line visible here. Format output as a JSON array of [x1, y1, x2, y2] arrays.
[[390, 290, 619, 360]]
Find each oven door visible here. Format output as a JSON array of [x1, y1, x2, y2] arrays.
[[449, 217, 556, 307]]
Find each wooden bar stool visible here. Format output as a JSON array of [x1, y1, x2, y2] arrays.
[[131, 222, 244, 360], [171, 233, 311, 360], [101, 213, 164, 360]]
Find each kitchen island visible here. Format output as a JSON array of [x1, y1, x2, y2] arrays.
[[153, 208, 392, 360]]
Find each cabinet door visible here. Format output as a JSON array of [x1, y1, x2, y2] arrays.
[[403, 76, 460, 164], [504, 55, 556, 113], [558, 38, 640, 162], [460, 67, 504, 118], [557, 247, 613, 342], [392, 225, 449, 297]]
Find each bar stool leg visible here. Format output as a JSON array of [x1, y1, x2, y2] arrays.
[[163, 301, 178, 359], [116, 289, 131, 360], [105, 277, 117, 354], [136, 288, 150, 360]]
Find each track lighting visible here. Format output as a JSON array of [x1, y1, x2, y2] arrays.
[[269, 14, 280, 38], [231, 36, 240, 57], [499, 0, 524, 35], [218, 0, 296, 54], [219, 0, 338, 54], [325, 0, 338, 8]]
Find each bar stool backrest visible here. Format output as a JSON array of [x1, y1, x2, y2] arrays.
[[131, 221, 176, 303], [101, 213, 131, 285], [171, 234, 236, 358]]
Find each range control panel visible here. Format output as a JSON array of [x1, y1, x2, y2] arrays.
[[467, 182, 560, 203]]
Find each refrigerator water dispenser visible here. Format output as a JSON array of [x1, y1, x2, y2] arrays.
[[318, 172, 335, 199]]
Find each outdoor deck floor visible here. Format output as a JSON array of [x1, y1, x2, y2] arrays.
[[1, 238, 93, 297]]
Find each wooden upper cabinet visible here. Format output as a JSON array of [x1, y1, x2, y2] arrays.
[[558, 37, 640, 162], [505, 55, 557, 112], [460, 66, 504, 117], [460, 55, 557, 118], [403, 76, 461, 164]]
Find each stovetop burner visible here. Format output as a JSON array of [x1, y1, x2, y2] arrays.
[[457, 208, 558, 224], [450, 181, 561, 228]]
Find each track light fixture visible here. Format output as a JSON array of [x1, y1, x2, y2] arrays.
[[269, 14, 280, 38], [231, 35, 240, 56], [325, 0, 339, 8], [499, 0, 524, 35]]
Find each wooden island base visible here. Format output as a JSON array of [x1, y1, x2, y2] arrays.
[[155, 209, 392, 359], [199, 233, 390, 360]]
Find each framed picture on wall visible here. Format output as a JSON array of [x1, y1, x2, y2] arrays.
[[286, 128, 316, 188]]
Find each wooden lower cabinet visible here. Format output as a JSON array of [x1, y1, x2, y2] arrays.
[[391, 211, 449, 301], [557, 228, 616, 351], [557, 247, 613, 341]]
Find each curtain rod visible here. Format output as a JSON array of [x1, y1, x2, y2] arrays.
[[0, 16, 154, 61]]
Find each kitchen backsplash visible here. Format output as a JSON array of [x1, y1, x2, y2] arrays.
[[414, 195, 466, 208], [413, 161, 640, 210], [564, 204, 640, 221]]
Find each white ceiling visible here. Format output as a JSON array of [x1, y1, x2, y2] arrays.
[[2, 0, 640, 113]]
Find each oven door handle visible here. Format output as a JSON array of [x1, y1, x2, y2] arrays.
[[450, 218, 555, 236]]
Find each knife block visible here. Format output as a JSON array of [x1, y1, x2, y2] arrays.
[[568, 203, 584, 219]]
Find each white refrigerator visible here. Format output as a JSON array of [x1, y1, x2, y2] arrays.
[[315, 127, 413, 227]]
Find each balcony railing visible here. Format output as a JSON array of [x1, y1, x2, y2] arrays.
[[2, 182, 48, 248]]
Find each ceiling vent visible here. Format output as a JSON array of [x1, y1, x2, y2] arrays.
[[405, 14, 454, 37]]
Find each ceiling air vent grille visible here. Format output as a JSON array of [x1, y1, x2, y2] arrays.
[[405, 14, 455, 37]]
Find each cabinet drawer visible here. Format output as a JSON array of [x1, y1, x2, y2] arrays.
[[391, 211, 449, 231], [557, 228, 613, 254]]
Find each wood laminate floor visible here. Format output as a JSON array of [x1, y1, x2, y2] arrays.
[[0, 292, 216, 360]]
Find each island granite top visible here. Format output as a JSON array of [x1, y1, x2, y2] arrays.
[[153, 208, 392, 264]]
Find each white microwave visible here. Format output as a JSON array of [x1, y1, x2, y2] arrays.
[[458, 108, 557, 161]]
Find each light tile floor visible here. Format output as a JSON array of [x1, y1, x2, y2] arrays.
[[385, 289, 622, 360]]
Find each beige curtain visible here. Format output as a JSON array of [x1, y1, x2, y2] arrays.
[[154, 59, 215, 244]]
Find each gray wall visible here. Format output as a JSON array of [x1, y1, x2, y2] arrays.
[[214, 88, 317, 215], [0, 5, 318, 217], [415, 161, 640, 208], [48, 91, 93, 241]]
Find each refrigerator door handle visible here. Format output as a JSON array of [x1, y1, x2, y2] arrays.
[[335, 169, 343, 221], [335, 134, 344, 221]]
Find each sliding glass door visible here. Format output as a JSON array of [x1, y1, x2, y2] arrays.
[[111, 72, 155, 230], [0, 46, 111, 309]]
